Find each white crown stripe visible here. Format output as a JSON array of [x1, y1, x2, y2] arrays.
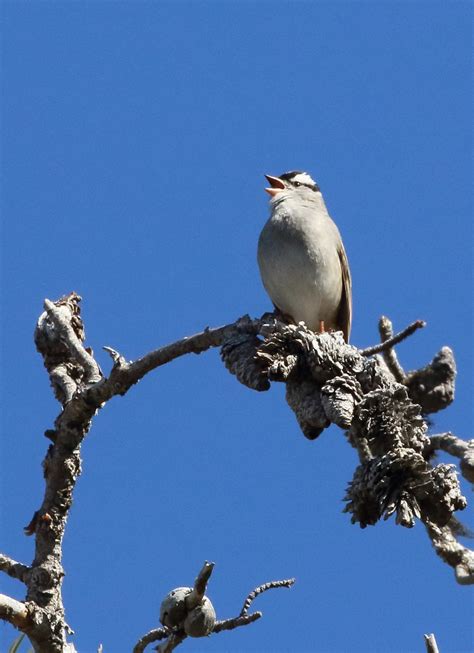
[[292, 172, 316, 186]]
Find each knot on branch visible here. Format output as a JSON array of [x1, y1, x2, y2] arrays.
[[29, 559, 64, 599], [220, 334, 270, 391], [345, 451, 466, 528], [405, 346, 456, 414], [35, 293, 100, 404]]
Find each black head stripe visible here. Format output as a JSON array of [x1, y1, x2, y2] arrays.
[[279, 171, 320, 192], [279, 171, 304, 181]]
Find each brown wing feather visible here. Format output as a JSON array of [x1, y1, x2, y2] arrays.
[[336, 243, 352, 342]]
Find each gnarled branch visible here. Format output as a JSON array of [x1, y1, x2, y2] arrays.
[[2, 292, 471, 653]]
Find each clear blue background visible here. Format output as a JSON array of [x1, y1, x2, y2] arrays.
[[1, 2, 472, 652]]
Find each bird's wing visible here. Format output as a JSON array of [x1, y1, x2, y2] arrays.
[[336, 242, 352, 342]]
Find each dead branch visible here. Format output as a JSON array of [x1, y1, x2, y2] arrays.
[[424, 633, 440, 653], [426, 433, 474, 483], [0, 553, 30, 583], [361, 318, 426, 357], [1, 292, 471, 652], [377, 315, 407, 382], [0, 593, 29, 629], [424, 521, 474, 585], [134, 564, 295, 652], [240, 578, 295, 615]]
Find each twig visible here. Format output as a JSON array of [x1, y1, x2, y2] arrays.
[[377, 316, 406, 381], [134, 573, 294, 652], [132, 628, 171, 653], [424, 633, 440, 653], [155, 632, 186, 653], [361, 319, 426, 357], [424, 520, 474, 584], [213, 612, 262, 632], [103, 346, 127, 367], [0, 553, 30, 583], [240, 578, 295, 615], [427, 432, 470, 458], [426, 433, 474, 483]]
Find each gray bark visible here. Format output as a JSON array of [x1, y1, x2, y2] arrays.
[[0, 293, 471, 652]]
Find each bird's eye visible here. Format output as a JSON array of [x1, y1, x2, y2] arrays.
[[293, 181, 301, 187]]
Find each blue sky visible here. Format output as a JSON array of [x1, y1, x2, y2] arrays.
[[1, 2, 472, 652]]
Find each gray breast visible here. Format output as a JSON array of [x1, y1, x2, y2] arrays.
[[257, 196, 343, 331]]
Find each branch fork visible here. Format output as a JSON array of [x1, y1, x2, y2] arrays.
[[1, 292, 471, 653], [133, 562, 295, 653]]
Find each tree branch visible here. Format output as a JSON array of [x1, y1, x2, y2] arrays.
[[377, 315, 407, 382], [424, 521, 474, 585], [361, 319, 426, 357], [213, 612, 262, 632], [42, 299, 102, 384], [134, 566, 294, 652], [155, 632, 187, 653], [0, 553, 30, 583], [426, 433, 474, 483], [4, 292, 471, 652], [424, 633, 440, 653], [0, 593, 29, 629], [240, 578, 295, 615], [132, 628, 171, 653], [92, 314, 265, 404]]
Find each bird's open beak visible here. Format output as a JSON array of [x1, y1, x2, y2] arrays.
[[265, 174, 286, 197]]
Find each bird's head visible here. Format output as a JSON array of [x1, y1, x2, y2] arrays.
[[264, 171, 321, 198]]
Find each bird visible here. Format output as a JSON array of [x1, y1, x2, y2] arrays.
[[257, 171, 352, 341]]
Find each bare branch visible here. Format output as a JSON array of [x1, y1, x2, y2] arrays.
[[213, 612, 262, 632], [135, 568, 294, 652], [424, 633, 440, 653], [240, 578, 296, 615], [155, 632, 187, 653], [18, 293, 473, 650], [361, 319, 426, 357], [424, 520, 474, 584], [0, 593, 29, 629], [88, 315, 264, 405], [427, 434, 474, 483], [377, 315, 406, 382], [0, 553, 30, 583], [132, 628, 171, 653]]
